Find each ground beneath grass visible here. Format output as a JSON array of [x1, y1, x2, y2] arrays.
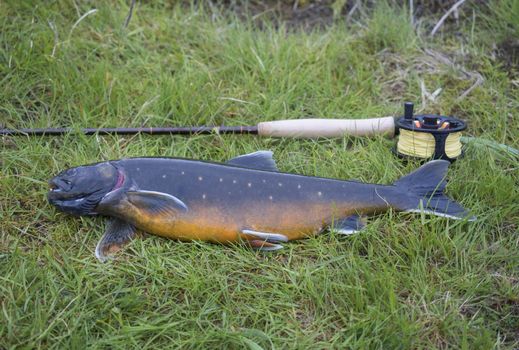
[[1, 1, 518, 349]]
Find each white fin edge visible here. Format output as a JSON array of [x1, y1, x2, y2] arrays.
[[132, 190, 188, 211], [95, 240, 109, 263], [404, 209, 476, 222], [242, 229, 289, 242], [334, 229, 359, 235]]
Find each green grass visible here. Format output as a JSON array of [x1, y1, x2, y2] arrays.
[[1, 1, 518, 349]]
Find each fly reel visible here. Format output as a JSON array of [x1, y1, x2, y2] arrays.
[[395, 102, 467, 162]]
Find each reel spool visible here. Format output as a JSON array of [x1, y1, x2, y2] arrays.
[[395, 102, 467, 162]]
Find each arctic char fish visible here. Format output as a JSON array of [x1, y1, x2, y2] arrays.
[[47, 151, 474, 261]]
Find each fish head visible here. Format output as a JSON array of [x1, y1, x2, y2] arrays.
[[47, 162, 121, 216]]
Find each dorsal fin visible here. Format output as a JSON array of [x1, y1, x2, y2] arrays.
[[226, 151, 278, 172]]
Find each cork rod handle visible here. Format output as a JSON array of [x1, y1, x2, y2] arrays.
[[257, 117, 396, 138]]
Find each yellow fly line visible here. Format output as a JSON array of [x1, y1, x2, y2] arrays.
[[397, 129, 463, 159]]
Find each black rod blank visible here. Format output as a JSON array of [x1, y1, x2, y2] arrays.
[[0, 126, 259, 136]]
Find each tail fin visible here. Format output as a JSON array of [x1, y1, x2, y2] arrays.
[[393, 160, 475, 221]]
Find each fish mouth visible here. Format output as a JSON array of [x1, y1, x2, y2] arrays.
[[47, 186, 75, 200], [47, 181, 98, 216], [48, 179, 65, 191], [47, 178, 81, 200], [48, 179, 65, 195]]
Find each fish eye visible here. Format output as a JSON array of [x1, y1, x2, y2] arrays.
[[66, 169, 77, 176]]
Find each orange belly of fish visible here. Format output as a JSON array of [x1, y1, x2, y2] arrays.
[[131, 202, 358, 243]]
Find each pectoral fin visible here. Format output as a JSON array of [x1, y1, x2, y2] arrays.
[[332, 214, 366, 235], [126, 190, 188, 216], [95, 218, 137, 262]]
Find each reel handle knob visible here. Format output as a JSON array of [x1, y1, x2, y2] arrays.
[[404, 102, 414, 120]]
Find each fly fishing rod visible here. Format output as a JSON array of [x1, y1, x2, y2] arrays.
[[4, 102, 514, 162], [0, 117, 396, 137]]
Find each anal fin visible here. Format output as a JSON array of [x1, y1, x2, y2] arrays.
[[95, 218, 137, 262], [332, 214, 366, 235], [249, 240, 284, 251]]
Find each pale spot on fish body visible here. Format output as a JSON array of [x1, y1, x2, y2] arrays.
[[247, 183, 252, 187], [233, 180, 237, 184], [162, 174, 167, 179], [198, 176, 203, 181]]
